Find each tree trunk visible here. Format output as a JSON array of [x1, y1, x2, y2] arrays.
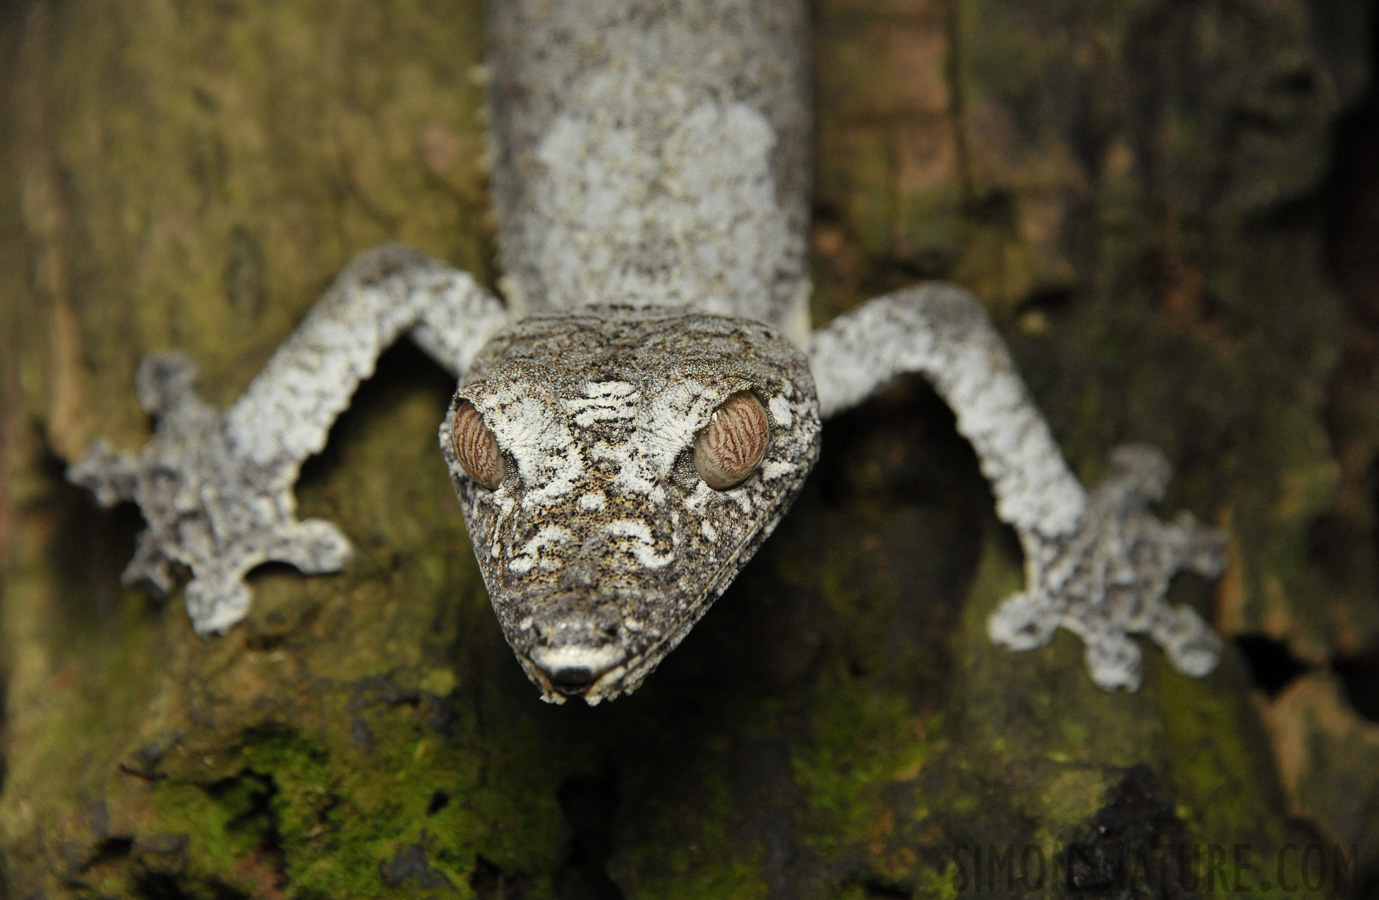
[[2, 0, 1376, 897]]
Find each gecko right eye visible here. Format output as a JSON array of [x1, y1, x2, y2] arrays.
[[453, 402, 506, 489], [694, 391, 770, 490]]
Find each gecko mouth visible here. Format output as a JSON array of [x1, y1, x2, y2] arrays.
[[527, 643, 628, 700], [546, 666, 597, 695]]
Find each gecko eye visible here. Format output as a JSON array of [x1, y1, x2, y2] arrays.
[[694, 391, 769, 490], [453, 402, 506, 489]]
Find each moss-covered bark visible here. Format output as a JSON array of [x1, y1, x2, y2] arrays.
[[2, 0, 1375, 897]]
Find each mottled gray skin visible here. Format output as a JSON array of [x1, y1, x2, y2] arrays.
[[70, 0, 1226, 702], [444, 311, 819, 702], [485, 0, 812, 341]]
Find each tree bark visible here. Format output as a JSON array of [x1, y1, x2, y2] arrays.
[[1, 0, 1375, 897]]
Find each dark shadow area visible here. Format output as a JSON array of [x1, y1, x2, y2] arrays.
[[426, 788, 450, 815], [469, 854, 535, 899], [1325, 13, 1379, 327], [1322, 3, 1379, 730], [133, 873, 198, 900], [84, 835, 135, 869], [812, 378, 985, 515], [37, 437, 147, 627], [1063, 767, 1195, 899], [1015, 284, 1077, 320], [134, 872, 249, 900], [554, 769, 625, 900], [1335, 647, 1379, 724], [844, 876, 912, 899], [1236, 635, 1311, 698]]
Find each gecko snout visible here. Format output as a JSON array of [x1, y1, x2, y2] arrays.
[[526, 625, 629, 700]]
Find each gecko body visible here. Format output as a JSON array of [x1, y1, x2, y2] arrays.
[[70, 0, 1226, 703]]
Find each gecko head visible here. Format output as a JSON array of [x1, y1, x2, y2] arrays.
[[441, 308, 820, 704]]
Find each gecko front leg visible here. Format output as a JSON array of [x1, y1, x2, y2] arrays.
[[69, 245, 509, 636], [806, 284, 1226, 690]]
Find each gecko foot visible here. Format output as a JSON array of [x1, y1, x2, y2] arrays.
[[68, 353, 353, 636], [987, 444, 1227, 691]]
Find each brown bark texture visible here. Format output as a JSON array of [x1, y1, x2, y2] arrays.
[[2, 0, 1378, 897]]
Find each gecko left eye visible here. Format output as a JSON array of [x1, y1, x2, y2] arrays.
[[452, 402, 505, 489], [694, 391, 770, 490]]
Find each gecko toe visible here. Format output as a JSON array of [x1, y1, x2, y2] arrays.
[[134, 352, 201, 415], [276, 519, 353, 574], [1085, 634, 1144, 692], [184, 575, 252, 637]]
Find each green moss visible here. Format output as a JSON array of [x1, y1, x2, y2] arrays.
[[616, 772, 771, 900], [792, 662, 932, 857], [1154, 666, 1323, 899], [134, 688, 570, 897], [419, 668, 459, 697], [145, 779, 277, 892]]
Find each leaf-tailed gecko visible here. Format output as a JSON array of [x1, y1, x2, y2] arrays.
[[69, 0, 1226, 704]]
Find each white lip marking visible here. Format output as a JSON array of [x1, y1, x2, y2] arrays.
[[530, 644, 625, 675]]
